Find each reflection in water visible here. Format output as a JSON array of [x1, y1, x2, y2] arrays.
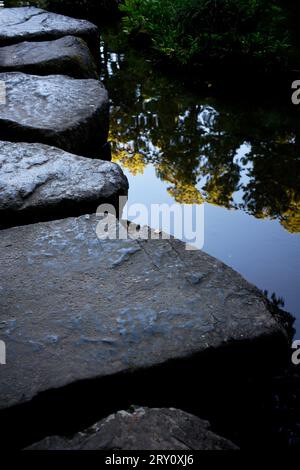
[[100, 28, 300, 331], [101, 30, 300, 234]]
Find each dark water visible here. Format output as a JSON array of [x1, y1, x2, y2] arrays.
[[4, 1, 300, 333], [101, 29, 300, 331]]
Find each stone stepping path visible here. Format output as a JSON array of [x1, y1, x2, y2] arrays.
[[0, 141, 128, 228], [0, 6, 290, 450], [0, 36, 98, 79], [0, 72, 109, 159], [0, 214, 286, 411], [0, 7, 99, 56]]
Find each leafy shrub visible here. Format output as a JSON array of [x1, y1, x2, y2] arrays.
[[120, 0, 289, 67]]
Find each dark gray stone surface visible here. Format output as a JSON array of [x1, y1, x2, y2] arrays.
[[26, 407, 239, 450], [0, 36, 98, 79], [0, 72, 109, 158], [0, 214, 286, 410], [0, 141, 128, 227], [0, 7, 99, 56]]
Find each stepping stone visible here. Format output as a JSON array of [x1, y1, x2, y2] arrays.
[[0, 72, 109, 159], [0, 36, 98, 79], [0, 214, 287, 411], [0, 141, 128, 228], [0, 7, 99, 56], [26, 407, 239, 450]]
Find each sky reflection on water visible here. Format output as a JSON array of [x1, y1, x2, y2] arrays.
[[100, 30, 300, 332]]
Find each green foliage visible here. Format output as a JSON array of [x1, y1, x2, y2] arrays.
[[120, 0, 289, 67], [6, 0, 121, 20]]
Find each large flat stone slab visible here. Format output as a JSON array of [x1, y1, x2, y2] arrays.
[[0, 72, 109, 159], [0, 36, 98, 79], [0, 7, 99, 56], [27, 407, 238, 450], [0, 141, 128, 228], [0, 214, 286, 410]]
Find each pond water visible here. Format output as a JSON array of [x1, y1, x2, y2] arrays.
[[101, 28, 300, 333], [4, 1, 300, 334]]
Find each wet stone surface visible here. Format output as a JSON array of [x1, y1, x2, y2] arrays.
[[0, 214, 287, 410], [0, 7, 99, 55], [0, 141, 128, 227], [0, 36, 98, 79], [0, 72, 109, 158]]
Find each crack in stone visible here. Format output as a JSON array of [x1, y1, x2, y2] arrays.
[[135, 239, 161, 271], [1, 11, 45, 28]]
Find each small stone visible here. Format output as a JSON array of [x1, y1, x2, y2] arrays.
[[0, 36, 98, 79], [26, 407, 239, 450], [0, 72, 109, 158], [0, 141, 128, 227]]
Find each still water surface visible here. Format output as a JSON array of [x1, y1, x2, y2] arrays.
[[102, 28, 300, 333]]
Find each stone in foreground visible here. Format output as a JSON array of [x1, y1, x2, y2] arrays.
[[27, 407, 238, 450], [0, 36, 98, 79], [0, 141, 128, 228], [0, 72, 109, 159], [0, 7, 99, 55], [0, 215, 287, 410]]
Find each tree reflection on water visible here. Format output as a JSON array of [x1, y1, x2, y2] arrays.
[[101, 30, 300, 234]]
